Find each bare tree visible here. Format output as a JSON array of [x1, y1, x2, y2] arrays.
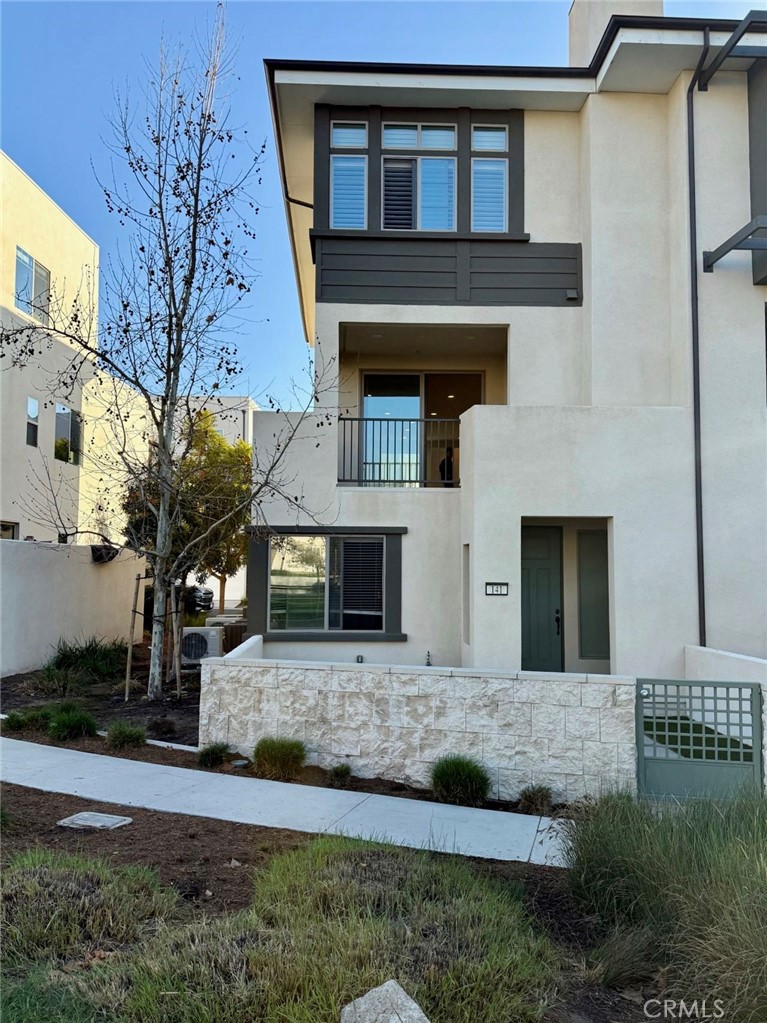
[[1, 9, 335, 698]]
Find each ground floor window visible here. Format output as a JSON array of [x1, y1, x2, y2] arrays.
[[269, 534, 384, 632], [1, 522, 19, 540]]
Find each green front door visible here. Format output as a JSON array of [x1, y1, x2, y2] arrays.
[[521, 526, 563, 672]]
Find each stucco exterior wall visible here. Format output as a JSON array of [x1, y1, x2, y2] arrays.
[[684, 645, 767, 789], [0, 153, 102, 542], [694, 73, 767, 660], [249, 64, 766, 679], [0, 541, 143, 674], [200, 656, 637, 802]]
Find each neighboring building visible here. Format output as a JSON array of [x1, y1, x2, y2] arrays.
[[188, 394, 258, 608], [0, 152, 100, 541], [246, 1, 767, 679]]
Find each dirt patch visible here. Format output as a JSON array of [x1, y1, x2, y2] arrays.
[[0, 783, 310, 917]]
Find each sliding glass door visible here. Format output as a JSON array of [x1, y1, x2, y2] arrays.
[[362, 374, 422, 484]]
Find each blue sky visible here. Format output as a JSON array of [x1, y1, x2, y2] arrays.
[[1, 0, 754, 405]]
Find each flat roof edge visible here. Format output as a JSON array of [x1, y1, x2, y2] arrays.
[[264, 14, 751, 82]]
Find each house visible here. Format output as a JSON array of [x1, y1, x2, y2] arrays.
[[0, 152, 101, 542], [0, 153, 148, 672], [244, 0, 767, 682]]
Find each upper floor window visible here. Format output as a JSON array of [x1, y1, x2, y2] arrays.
[[331, 121, 367, 147], [382, 123, 457, 150], [323, 108, 519, 236], [383, 157, 456, 231], [54, 403, 82, 465], [472, 158, 508, 232], [15, 247, 50, 326], [472, 125, 508, 151], [26, 397, 39, 447], [330, 155, 367, 229], [471, 122, 510, 232]]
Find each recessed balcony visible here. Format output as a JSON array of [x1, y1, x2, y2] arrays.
[[338, 416, 460, 488]]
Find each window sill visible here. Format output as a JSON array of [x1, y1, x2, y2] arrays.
[[265, 631, 407, 643], [312, 228, 530, 243]]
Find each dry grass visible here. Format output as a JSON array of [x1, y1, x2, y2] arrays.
[[81, 838, 558, 1023], [560, 790, 767, 1022]]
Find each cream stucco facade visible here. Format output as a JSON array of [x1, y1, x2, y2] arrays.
[[0, 152, 100, 540], [248, 6, 766, 681]]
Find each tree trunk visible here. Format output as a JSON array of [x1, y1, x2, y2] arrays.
[[217, 575, 227, 613], [147, 480, 173, 699], [148, 576, 166, 700]]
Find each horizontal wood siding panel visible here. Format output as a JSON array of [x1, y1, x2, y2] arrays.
[[317, 236, 581, 306], [470, 256, 576, 274], [321, 285, 457, 303], [323, 269, 457, 287], [470, 288, 573, 305], [323, 253, 458, 271], [321, 237, 456, 257], [470, 272, 577, 289]]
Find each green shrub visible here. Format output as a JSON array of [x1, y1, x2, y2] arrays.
[[518, 784, 553, 816], [2, 712, 31, 732], [328, 763, 352, 789], [36, 665, 86, 699], [197, 742, 230, 768], [48, 707, 98, 742], [561, 791, 767, 1023], [253, 737, 306, 781], [49, 636, 127, 682], [0, 849, 175, 965], [106, 722, 147, 749], [430, 756, 490, 807], [2, 707, 53, 733]]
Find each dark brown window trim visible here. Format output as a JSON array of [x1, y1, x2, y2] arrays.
[[317, 105, 524, 238], [246, 527, 406, 640]]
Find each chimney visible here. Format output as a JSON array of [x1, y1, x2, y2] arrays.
[[568, 0, 664, 67]]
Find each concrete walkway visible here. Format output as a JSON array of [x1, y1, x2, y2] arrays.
[[0, 737, 566, 866]]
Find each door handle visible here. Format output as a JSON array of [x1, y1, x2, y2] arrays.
[[554, 609, 561, 636]]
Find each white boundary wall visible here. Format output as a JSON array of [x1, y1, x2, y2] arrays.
[[685, 645, 767, 789], [201, 650, 637, 802], [0, 541, 143, 675]]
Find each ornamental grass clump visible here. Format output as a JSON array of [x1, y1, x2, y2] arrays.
[[106, 722, 147, 749], [430, 755, 491, 807], [253, 737, 306, 781], [561, 790, 767, 1023], [198, 742, 230, 768], [47, 707, 98, 742]]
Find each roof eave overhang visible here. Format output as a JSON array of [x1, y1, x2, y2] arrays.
[[266, 13, 767, 342]]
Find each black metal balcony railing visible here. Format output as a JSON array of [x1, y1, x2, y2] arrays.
[[339, 417, 460, 488]]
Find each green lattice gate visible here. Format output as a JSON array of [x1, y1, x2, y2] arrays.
[[637, 679, 763, 800]]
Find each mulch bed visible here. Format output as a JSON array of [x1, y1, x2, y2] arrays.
[[0, 782, 310, 917], [1, 725, 563, 815]]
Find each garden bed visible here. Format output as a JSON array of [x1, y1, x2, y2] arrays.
[[0, 783, 645, 1023], [1, 722, 565, 816], [0, 655, 201, 745]]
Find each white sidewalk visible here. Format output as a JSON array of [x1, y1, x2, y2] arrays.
[[0, 737, 565, 865]]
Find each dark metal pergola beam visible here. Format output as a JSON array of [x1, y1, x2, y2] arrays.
[[698, 9, 767, 91], [702, 215, 767, 272]]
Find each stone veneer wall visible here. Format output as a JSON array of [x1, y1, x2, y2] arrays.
[[200, 659, 638, 802]]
